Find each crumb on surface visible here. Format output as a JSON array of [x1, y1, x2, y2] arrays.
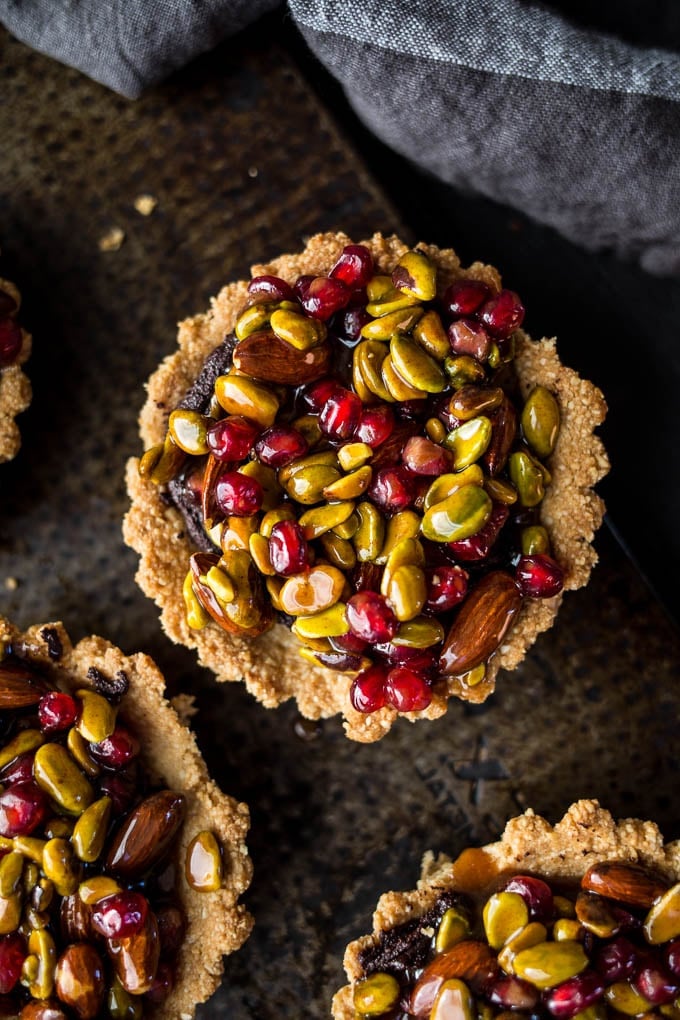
[[134, 194, 158, 216], [4, 577, 18, 591], [98, 227, 125, 252]]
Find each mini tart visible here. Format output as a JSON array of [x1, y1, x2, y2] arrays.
[[0, 616, 253, 1019], [333, 800, 680, 1020], [0, 276, 32, 463], [124, 232, 608, 743]]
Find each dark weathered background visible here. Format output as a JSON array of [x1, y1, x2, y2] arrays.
[[1, 17, 679, 1018]]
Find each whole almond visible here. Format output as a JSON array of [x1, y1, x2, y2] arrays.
[[410, 940, 498, 1018], [439, 571, 522, 675], [60, 893, 94, 944], [18, 1002, 70, 1020], [483, 396, 518, 477], [582, 862, 668, 909], [55, 943, 105, 1020], [0, 660, 50, 709], [107, 909, 160, 995], [233, 329, 331, 384], [104, 791, 185, 879]]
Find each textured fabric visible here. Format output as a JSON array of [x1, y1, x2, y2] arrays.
[[290, 0, 680, 276], [0, 0, 278, 98]]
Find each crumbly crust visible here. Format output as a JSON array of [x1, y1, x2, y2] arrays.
[[0, 277, 32, 463], [333, 800, 680, 1019], [0, 616, 253, 1020], [124, 232, 608, 742]]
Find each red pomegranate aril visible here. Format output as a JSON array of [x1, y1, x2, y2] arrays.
[[90, 726, 140, 769], [330, 632, 368, 655], [355, 405, 395, 448], [0, 782, 48, 837], [595, 936, 637, 983], [448, 503, 509, 562], [0, 933, 26, 994], [254, 425, 308, 468], [349, 666, 389, 714], [38, 691, 79, 733], [316, 650, 366, 672], [368, 466, 415, 513], [246, 275, 296, 303], [634, 964, 679, 1005], [402, 436, 450, 476], [301, 275, 351, 321], [269, 520, 310, 576], [214, 471, 262, 516], [207, 416, 259, 461], [329, 244, 374, 288], [0, 752, 36, 787], [545, 971, 605, 1019], [501, 875, 554, 922], [488, 975, 539, 1011], [145, 960, 175, 1004], [336, 303, 372, 341], [448, 318, 491, 362], [442, 279, 491, 318], [665, 940, 680, 979], [479, 288, 525, 338], [91, 891, 148, 939], [515, 554, 565, 598], [384, 667, 432, 712], [99, 771, 137, 815], [301, 377, 338, 412], [319, 387, 362, 440], [0, 319, 21, 366], [346, 591, 398, 643], [293, 274, 314, 301], [424, 565, 468, 613], [374, 644, 438, 675]]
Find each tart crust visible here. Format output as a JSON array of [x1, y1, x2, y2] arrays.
[[0, 616, 253, 1019], [333, 800, 680, 1019], [124, 232, 609, 743], [0, 277, 32, 464]]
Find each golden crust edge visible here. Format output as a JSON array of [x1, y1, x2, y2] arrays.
[[0, 616, 253, 1020], [0, 277, 31, 463], [124, 231, 608, 743], [332, 799, 680, 1020]]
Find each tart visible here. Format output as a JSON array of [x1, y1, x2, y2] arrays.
[[0, 616, 252, 1018], [0, 276, 31, 463], [333, 800, 680, 1020], [124, 232, 608, 743]]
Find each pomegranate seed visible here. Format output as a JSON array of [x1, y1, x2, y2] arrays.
[[0, 752, 36, 787], [634, 964, 679, 1005], [384, 667, 432, 712], [595, 936, 637, 983], [355, 405, 395, 447], [301, 275, 351, 321], [665, 940, 680, 979], [501, 875, 554, 922], [246, 274, 296, 304], [488, 976, 539, 1011], [335, 302, 372, 341], [99, 770, 137, 815], [91, 891, 148, 939], [0, 933, 26, 994], [319, 387, 362, 440], [156, 904, 186, 957], [0, 319, 21, 366], [0, 782, 48, 837], [424, 565, 468, 613], [515, 554, 565, 598], [396, 399, 428, 423], [294, 274, 314, 301], [301, 377, 338, 412], [442, 279, 491, 318], [349, 666, 388, 714], [315, 650, 366, 672], [214, 471, 262, 516], [330, 632, 367, 655], [545, 971, 605, 1019], [448, 317, 491, 362], [145, 961, 175, 1003], [90, 726, 140, 769], [402, 436, 450, 475], [269, 520, 310, 576], [255, 425, 308, 468], [346, 592, 398, 643], [479, 288, 525, 338], [330, 244, 374, 288], [374, 644, 438, 675], [38, 691, 78, 733], [448, 503, 509, 562], [368, 466, 415, 513], [206, 416, 259, 461]]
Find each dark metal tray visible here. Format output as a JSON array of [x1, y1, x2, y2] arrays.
[[1, 22, 679, 1019]]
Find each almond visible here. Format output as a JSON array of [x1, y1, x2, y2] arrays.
[[439, 571, 522, 675], [409, 940, 498, 1017], [582, 862, 669, 909], [0, 660, 49, 709], [484, 396, 518, 477], [105, 791, 185, 880], [232, 329, 331, 384]]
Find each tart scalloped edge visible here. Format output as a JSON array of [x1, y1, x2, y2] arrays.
[[0, 615, 254, 1020], [0, 277, 32, 464], [123, 231, 609, 744], [332, 799, 680, 1020]]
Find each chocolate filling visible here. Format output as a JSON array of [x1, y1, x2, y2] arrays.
[[358, 891, 461, 978]]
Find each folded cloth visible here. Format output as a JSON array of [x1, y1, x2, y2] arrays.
[[289, 0, 680, 277], [0, 0, 278, 98]]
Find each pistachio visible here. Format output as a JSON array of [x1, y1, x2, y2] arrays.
[[483, 891, 530, 949], [12, 836, 46, 865], [435, 908, 471, 953], [360, 305, 424, 340], [353, 972, 401, 1015], [107, 976, 144, 1019], [421, 485, 492, 543], [484, 477, 518, 505], [498, 922, 548, 973], [381, 352, 429, 401], [423, 466, 484, 512], [605, 982, 654, 1015], [27, 927, 57, 999], [444, 416, 493, 470], [269, 307, 326, 350], [392, 617, 445, 648], [376, 509, 421, 564], [413, 309, 450, 360], [385, 565, 427, 622], [354, 339, 394, 402], [279, 565, 345, 615], [509, 450, 546, 507], [513, 940, 588, 989], [0, 851, 23, 897], [281, 463, 341, 505], [390, 333, 446, 393], [75, 689, 117, 744], [353, 502, 385, 562], [553, 918, 583, 941], [0, 727, 44, 769], [644, 882, 680, 943], [323, 466, 372, 501], [425, 417, 447, 443], [183, 570, 210, 630], [66, 729, 101, 778], [431, 978, 476, 1020], [43, 838, 82, 897], [319, 532, 357, 571], [234, 301, 274, 340], [33, 744, 94, 816], [138, 435, 185, 485], [185, 830, 223, 892], [0, 891, 21, 934], [168, 408, 210, 456], [444, 354, 487, 390], [522, 385, 560, 457], [292, 603, 350, 639], [450, 385, 504, 421], [338, 442, 373, 471], [72, 797, 112, 863], [248, 532, 275, 576], [214, 373, 279, 427], [78, 876, 122, 906]]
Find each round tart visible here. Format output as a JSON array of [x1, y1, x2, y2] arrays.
[[333, 800, 680, 1020], [0, 616, 252, 1018], [0, 276, 31, 464], [124, 232, 608, 742]]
